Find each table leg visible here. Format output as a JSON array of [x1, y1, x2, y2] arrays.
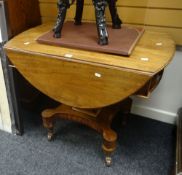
[[42, 117, 54, 141]]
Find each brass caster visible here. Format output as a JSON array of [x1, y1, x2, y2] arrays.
[[47, 132, 54, 141], [105, 156, 112, 167]]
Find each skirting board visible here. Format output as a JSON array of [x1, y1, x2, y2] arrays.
[[0, 52, 12, 133], [175, 108, 182, 175], [0, 113, 3, 129], [0, 125, 11, 133], [0, 113, 11, 133], [131, 105, 177, 124]]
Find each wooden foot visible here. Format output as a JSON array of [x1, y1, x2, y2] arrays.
[[47, 128, 54, 141], [42, 115, 55, 141], [105, 156, 112, 166], [102, 129, 117, 166]]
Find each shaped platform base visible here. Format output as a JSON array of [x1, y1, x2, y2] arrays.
[[42, 98, 132, 166]]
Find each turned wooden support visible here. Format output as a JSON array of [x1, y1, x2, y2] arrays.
[[42, 117, 55, 141]]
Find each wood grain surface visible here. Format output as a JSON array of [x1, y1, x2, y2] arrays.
[[4, 23, 175, 108], [4, 23, 175, 75]]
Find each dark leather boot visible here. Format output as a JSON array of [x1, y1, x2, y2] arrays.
[[108, 0, 122, 29], [53, 0, 70, 38], [93, 0, 108, 45], [74, 0, 84, 25]]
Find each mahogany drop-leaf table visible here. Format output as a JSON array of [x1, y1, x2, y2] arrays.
[[4, 23, 175, 166]]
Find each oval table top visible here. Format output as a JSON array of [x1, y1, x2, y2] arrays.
[[4, 23, 175, 108]]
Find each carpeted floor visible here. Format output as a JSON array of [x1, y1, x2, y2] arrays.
[[0, 108, 175, 175]]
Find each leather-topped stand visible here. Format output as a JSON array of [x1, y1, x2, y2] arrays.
[[37, 21, 144, 56]]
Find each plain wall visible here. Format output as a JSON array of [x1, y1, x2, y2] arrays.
[[132, 48, 182, 124], [0, 56, 12, 132], [0, 25, 12, 132]]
